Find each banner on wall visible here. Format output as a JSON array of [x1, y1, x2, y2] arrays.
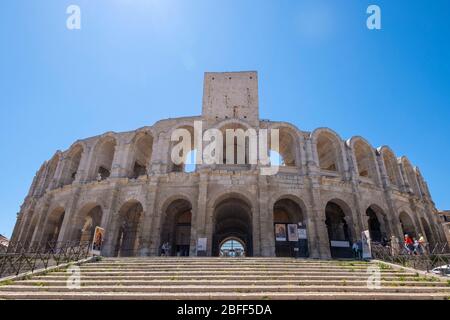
[[91, 226, 105, 256], [287, 224, 299, 242], [275, 224, 287, 241]]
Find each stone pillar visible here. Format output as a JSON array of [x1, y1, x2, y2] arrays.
[[137, 176, 159, 256], [57, 188, 82, 243], [100, 185, 121, 257], [257, 174, 274, 257], [305, 137, 330, 259], [195, 171, 210, 255]]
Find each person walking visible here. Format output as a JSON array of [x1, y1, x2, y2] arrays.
[[404, 234, 413, 255], [418, 234, 426, 254]]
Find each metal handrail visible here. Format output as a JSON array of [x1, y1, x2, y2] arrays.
[[371, 242, 450, 275], [0, 241, 92, 279]]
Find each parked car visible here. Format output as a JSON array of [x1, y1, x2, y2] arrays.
[[431, 265, 450, 277]]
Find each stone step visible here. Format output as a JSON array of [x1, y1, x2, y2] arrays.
[[78, 264, 378, 269], [1, 291, 449, 300], [0, 285, 449, 294], [31, 274, 425, 281], [40, 270, 417, 277], [14, 279, 449, 287]]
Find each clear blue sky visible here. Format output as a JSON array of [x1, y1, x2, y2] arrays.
[[1, 0, 449, 238]]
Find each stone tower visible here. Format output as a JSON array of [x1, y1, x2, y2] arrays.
[[202, 71, 259, 126]]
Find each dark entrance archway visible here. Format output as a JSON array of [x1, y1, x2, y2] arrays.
[[160, 199, 192, 256], [325, 201, 353, 258], [273, 198, 308, 257], [42, 208, 65, 248], [114, 201, 143, 257], [213, 197, 252, 257]]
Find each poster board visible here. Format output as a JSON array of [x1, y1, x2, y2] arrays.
[[197, 237, 207, 256], [275, 224, 287, 241], [91, 226, 105, 256], [287, 224, 299, 242], [298, 227, 307, 240]]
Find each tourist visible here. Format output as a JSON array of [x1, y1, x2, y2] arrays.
[[161, 241, 171, 256], [418, 234, 426, 254], [413, 238, 420, 255], [352, 242, 359, 259], [404, 234, 413, 255]]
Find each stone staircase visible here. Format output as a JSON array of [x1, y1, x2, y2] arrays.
[[0, 257, 449, 300]]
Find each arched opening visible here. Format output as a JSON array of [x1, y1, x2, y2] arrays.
[[399, 211, 417, 239], [381, 148, 401, 187], [277, 128, 297, 167], [213, 197, 252, 257], [41, 208, 65, 247], [325, 201, 353, 258], [316, 131, 342, 173], [353, 139, 378, 182], [219, 237, 246, 257], [114, 201, 143, 257], [130, 133, 153, 179], [420, 217, 435, 250], [42, 155, 60, 191], [91, 137, 116, 181], [160, 199, 192, 256], [170, 125, 195, 172], [64, 145, 83, 185], [366, 206, 388, 243], [76, 205, 103, 244], [273, 198, 308, 257]]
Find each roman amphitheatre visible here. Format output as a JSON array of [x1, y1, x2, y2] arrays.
[[2, 71, 449, 300]]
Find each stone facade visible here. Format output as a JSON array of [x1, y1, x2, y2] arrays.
[[10, 71, 447, 259]]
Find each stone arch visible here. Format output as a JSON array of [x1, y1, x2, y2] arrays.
[[63, 143, 84, 185], [365, 204, 390, 242], [129, 131, 154, 178], [399, 211, 417, 239], [268, 123, 303, 167], [349, 137, 380, 184], [324, 199, 354, 258], [212, 193, 253, 256], [160, 198, 193, 256], [42, 153, 60, 191], [89, 135, 117, 181], [400, 157, 421, 196], [311, 128, 345, 174], [168, 124, 195, 172], [74, 203, 103, 244], [379, 146, 402, 188], [113, 200, 144, 257], [273, 196, 308, 257], [41, 207, 65, 247]]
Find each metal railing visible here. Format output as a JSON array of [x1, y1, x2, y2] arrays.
[[371, 241, 450, 275], [0, 241, 91, 279]]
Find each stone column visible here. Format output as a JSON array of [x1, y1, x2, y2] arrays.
[[194, 170, 210, 255], [137, 176, 159, 256], [257, 174, 274, 257]]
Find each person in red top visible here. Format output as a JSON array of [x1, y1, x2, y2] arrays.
[[404, 234, 413, 254]]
